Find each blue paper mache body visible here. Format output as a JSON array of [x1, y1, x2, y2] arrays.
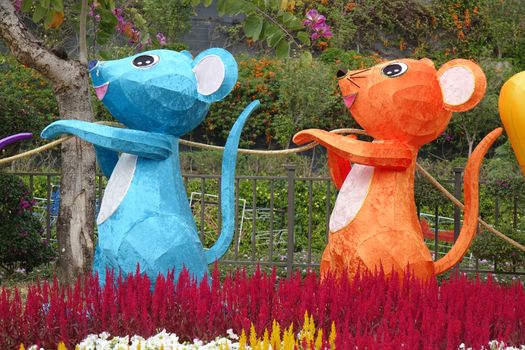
[[41, 48, 259, 284]]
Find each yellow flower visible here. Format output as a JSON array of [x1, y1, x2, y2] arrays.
[[239, 329, 247, 350], [329, 321, 337, 350]]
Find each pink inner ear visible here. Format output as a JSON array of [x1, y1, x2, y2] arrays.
[[439, 66, 475, 106]]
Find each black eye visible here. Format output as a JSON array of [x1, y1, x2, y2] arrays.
[[382, 62, 408, 78], [132, 54, 160, 68]]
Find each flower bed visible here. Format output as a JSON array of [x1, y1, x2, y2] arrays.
[[1, 266, 523, 349], [26, 330, 525, 350]]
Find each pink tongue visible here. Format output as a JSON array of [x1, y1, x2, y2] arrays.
[[95, 83, 109, 100], [343, 94, 357, 108]]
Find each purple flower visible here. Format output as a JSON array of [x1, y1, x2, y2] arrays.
[[88, 2, 96, 17], [13, 0, 22, 11], [304, 9, 332, 40], [20, 230, 28, 237], [304, 9, 325, 27], [156, 32, 167, 46], [440, 132, 453, 141], [113, 8, 124, 23], [18, 198, 31, 211]]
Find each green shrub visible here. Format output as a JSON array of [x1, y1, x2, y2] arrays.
[[0, 173, 55, 273], [196, 56, 283, 148], [470, 224, 525, 272], [0, 54, 58, 142], [195, 54, 377, 149]]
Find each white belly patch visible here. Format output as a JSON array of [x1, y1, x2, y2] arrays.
[[96, 153, 137, 225], [329, 164, 374, 232]]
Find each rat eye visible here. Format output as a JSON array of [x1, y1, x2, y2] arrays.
[[132, 54, 160, 69], [382, 62, 408, 78]]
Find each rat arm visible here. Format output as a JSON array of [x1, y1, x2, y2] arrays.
[[327, 136, 354, 189], [293, 129, 413, 169], [41, 120, 172, 160], [94, 146, 119, 178]]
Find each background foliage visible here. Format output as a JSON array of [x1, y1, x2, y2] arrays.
[[2, 0, 525, 274], [0, 173, 54, 274]]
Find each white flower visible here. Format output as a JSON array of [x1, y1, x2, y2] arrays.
[[226, 328, 239, 340]]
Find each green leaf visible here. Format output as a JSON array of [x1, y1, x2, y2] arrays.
[[43, 11, 54, 29], [287, 17, 304, 30], [96, 32, 111, 45], [297, 31, 311, 46], [39, 0, 50, 9], [50, 0, 63, 11], [21, 0, 33, 13], [191, 0, 201, 6], [32, 5, 47, 23], [203, 0, 213, 6], [280, 11, 294, 25], [217, 0, 227, 16], [299, 51, 313, 66], [98, 50, 112, 60], [98, 8, 118, 27], [244, 15, 264, 41], [264, 0, 280, 11], [267, 30, 284, 47], [222, 0, 254, 16], [261, 22, 279, 41], [275, 39, 290, 57]]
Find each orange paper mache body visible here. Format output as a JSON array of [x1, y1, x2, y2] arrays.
[[293, 58, 502, 280]]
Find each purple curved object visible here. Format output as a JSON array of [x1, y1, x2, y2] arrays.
[[0, 133, 33, 151]]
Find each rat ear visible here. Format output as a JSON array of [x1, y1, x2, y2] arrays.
[[437, 59, 486, 112], [180, 50, 193, 60], [192, 48, 238, 103]]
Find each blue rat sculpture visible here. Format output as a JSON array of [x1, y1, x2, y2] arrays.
[[41, 48, 259, 284]]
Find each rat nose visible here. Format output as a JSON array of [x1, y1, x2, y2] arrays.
[[337, 69, 348, 78], [88, 60, 99, 71]]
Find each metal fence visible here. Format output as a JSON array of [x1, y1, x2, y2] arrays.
[[9, 166, 525, 279]]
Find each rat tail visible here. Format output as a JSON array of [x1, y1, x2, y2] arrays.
[[433, 128, 502, 274], [204, 100, 260, 264]]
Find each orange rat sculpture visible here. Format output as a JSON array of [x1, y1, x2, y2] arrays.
[[293, 58, 502, 280]]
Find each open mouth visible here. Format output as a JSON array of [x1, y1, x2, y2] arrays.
[[343, 93, 357, 108], [94, 82, 109, 101]]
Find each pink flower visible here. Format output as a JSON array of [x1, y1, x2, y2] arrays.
[[304, 9, 325, 27], [304, 9, 332, 40], [113, 8, 124, 23], [13, 0, 22, 11], [156, 32, 167, 46]]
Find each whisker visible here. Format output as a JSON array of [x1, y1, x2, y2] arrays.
[[349, 68, 371, 76], [347, 79, 360, 88]]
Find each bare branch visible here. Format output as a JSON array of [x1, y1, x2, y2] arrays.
[[79, 0, 88, 65], [0, 0, 76, 85]]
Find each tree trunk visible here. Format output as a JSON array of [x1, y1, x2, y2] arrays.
[[53, 65, 96, 282], [0, 0, 97, 282]]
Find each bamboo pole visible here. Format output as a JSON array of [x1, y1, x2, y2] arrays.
[[416, 163, 525, 252]]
